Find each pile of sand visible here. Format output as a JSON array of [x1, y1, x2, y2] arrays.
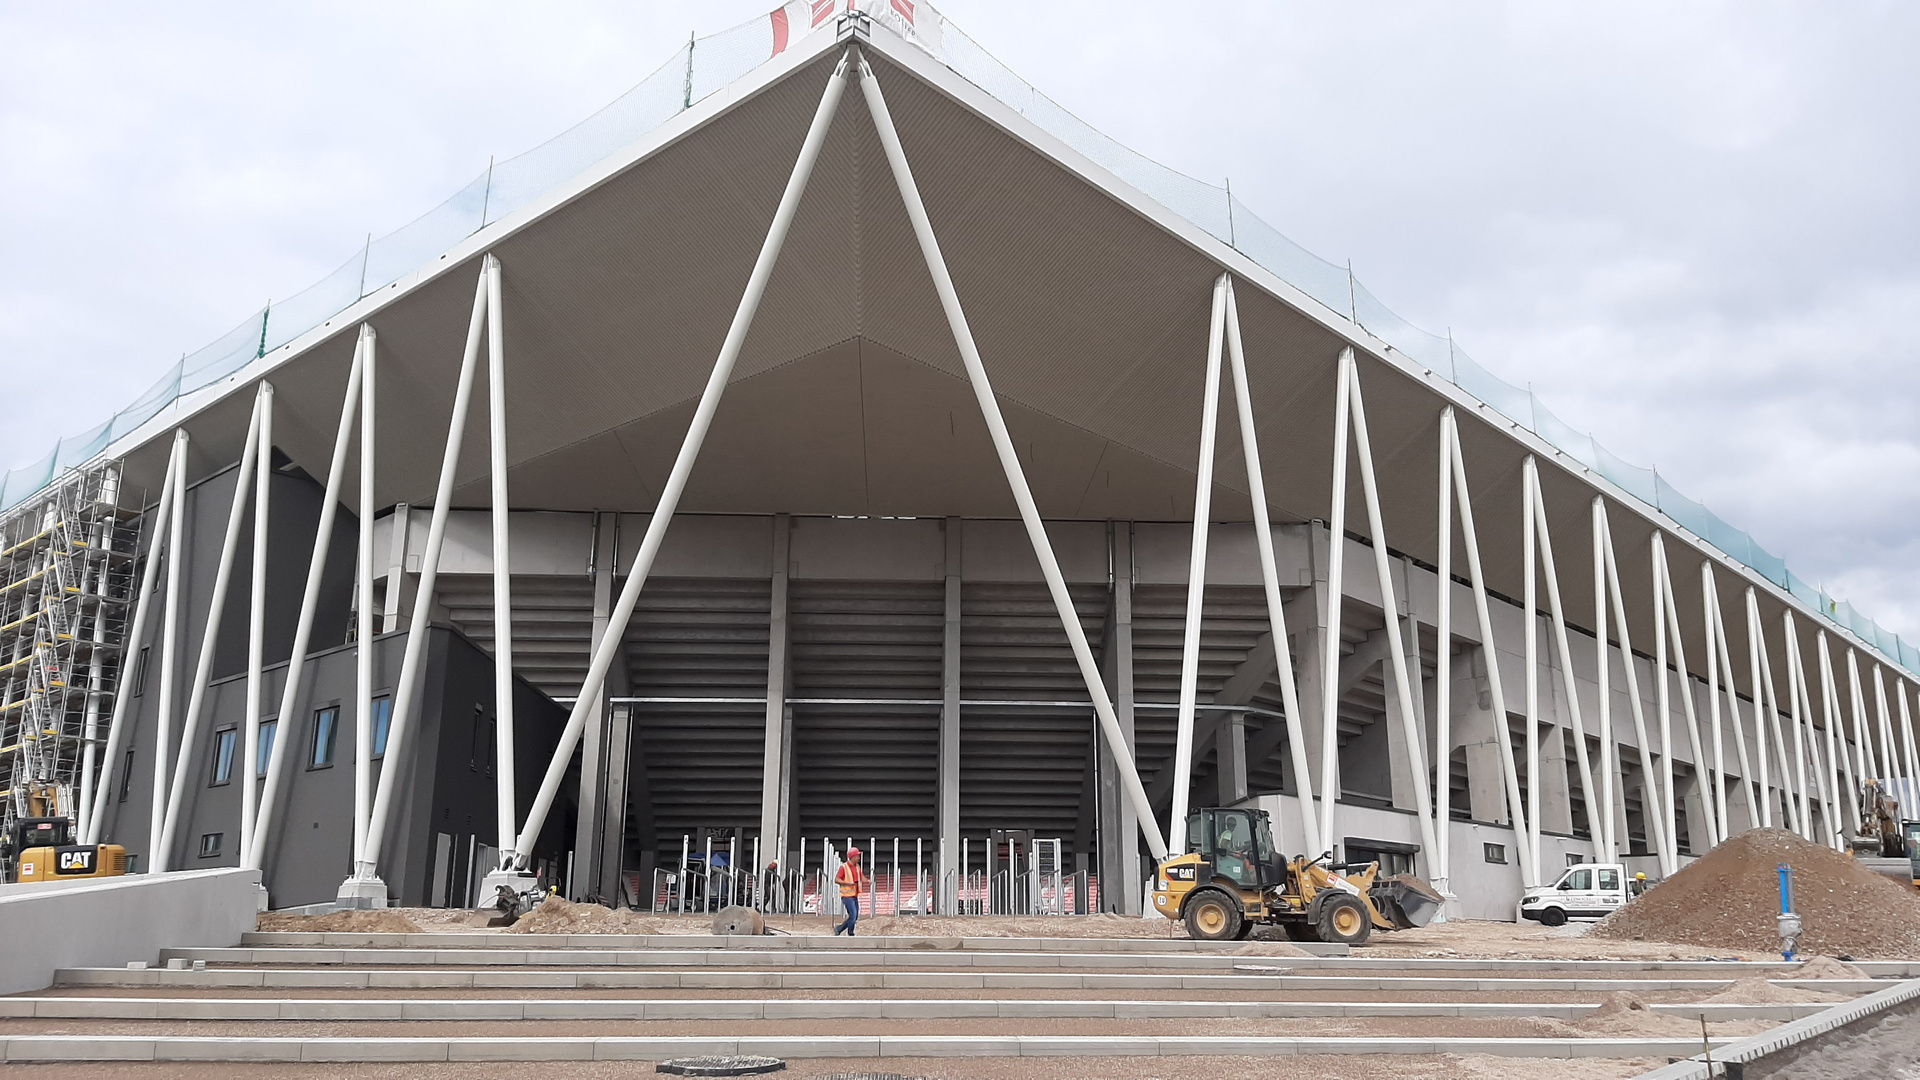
[[1233, 940, 1312, 957], [1571, 991, 1700, 1038], [1592, 828, 1920, 958], [1796, 955, 1867, 979], [256, 908, 422, 933], [1696, 974, 1847, 1005], [508, 895, 688, 935]]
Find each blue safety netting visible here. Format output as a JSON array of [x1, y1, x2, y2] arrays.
[[3, 1, 1909, 676]]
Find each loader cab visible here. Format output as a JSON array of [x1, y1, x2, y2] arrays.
[[1186, 807, 1285, 891]]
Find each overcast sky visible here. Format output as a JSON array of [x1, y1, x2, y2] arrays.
[[2, 2, 1915, 635]]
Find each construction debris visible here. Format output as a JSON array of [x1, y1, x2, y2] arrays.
[[1592, 828, 1920, 957], [255, 908, 423, 933]]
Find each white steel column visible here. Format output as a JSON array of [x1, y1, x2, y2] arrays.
[[147, 432, 189, 861], [1783, 616, 1831, 847], [1347, 363, 1440, 869], [485, 254, 518, 861], [1748, 590, 1802, 836], [1444, 409, 1533, 882], [1597, 506, 1674, 874], [1650, 537, 1680, 852], [1522, 459, 1541, 879], [1169, 274, 1229, 853], [1899, 681, 1919, 819], [1818, 634, 1860, 836], [506, 55, 912, 867], [158, 397, 263, 871], [85, 432, 185, 846], [1848, 649, 1877, 786], [250, 342, 363, 870], [1652, 537, 1716, 849], [1591, 498, 1615, 860], [1874, 666, 1900, 811], [357, 270, 489, 892], [1747, 590, 1775, 828], [1702, 565, 1727, 835], [857, 54, 1166, 859], [1704, 571, 1759, 832], [1522, 462, 1599, 861], [1317, 349, 1354, 856], [1435, 413, 1457, 877], [242, 384, 273, 862], [1223, 283, 1316, 857], [354, 324, 378, 877]]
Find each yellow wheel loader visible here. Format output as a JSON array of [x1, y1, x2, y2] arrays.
[[1151, 807, 1442, 946]]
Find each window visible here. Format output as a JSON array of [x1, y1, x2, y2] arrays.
[[133, 646, 150, 696], [469, 705, 484, 771], [310, 706, 339, 769], [119, 750, 135, 801], [371, 696, 393, 758], [1484, 843, 1507, 864], [209, 727, 237, 785], [1567, 852, 1589, 867], [1563, 868, 1592, 891], [255, 719, 277, 778], [198, 833, 223, 858], [1598, 867, 1620, 891]]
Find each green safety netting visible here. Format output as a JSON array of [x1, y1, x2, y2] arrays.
[[3, 0, 1909, 675]]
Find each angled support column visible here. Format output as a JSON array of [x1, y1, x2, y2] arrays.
[[1784, 615, 1835, 847], [857, 54, 1167, 859], [1591, 499, 1615, 860], [484, 254, 518, 864], [1522, 460, 1541, 875], [1596, 505, 1674, 874], [86, 432, 186, 845], [1652, 537, 1716, 849], [158, 395, 264, 871], [1523, 459, 1599, 866], [1702, 564, 1728, 836], [1442, 409, 1528, 881], [242, 384, 273, 863], [353, 324, 378, 882], [1818, 634, 1860, 837], [1316, 354, 1353, 856], [1748, 588, 1801, 837], [1434, 422, 1458, 879], [147, 431, 189, 865], [1899, 680, 1920, 820], [249, 342, 364, 871], [1874, 666, 1901, 814], [355, 268, 490, 899], [1704, 568, 1759, 834], [1169, 274, 1230, 852], [1847, 649, 1877, 787], [507, 54, 870, 868]]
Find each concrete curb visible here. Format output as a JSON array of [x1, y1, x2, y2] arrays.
[[1631, 975, 1920, 1079], [239, 932, 1347, 957], [0, 1033, 1742, 1063], [0, 995, 1834, 1022]]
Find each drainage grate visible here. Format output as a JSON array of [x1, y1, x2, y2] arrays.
[[656, 1057, 787, 1076], [813, 1075, 933, 1080]]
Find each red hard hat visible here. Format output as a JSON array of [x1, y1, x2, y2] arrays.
[[847, 847, 862, 858]]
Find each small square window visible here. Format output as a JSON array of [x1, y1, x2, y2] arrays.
[[310, 706, 339, 769], [371, 696, 393, 758], [199, 832, 223, 858], [1484, 842, 1507, 865], [209, 727, 237, 786], [256, 719, 277, 778]]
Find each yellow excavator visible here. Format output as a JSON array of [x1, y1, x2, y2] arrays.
[[1151, 806, 1443, 945], [2, 790, 127, 885]]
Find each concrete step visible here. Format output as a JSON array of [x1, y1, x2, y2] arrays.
[[0, 995, 1833, 1022], [241, 931, 1352, 956], [54, 965, 1888, 995], [0, 1032, 1742, 1063], [165, 945, 1283, 970]]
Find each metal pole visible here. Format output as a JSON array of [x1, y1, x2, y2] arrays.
[[1523, 457, 1540, 882], [248, 342, 363, 869], [1223, 282, 1319, 854], [1899, 680, 1920, 820], [1874, 666, 1900, 813], [485, 254, 518, 862], [1435, 415, 1455, 879], [1818, 634, 1859, 835], [358, 269, 490, 885], [242, 384, 273, 863], [1347, 360, 1440, 867], [1597, 507, 1673, 874], [1847, 649, 1877, 786], [1786, 621, 1836, 847], [86, 431, 185, 846], [1782, 616, 1822, 843], [1444, 412, 1533, 882], [507, 54, 854, 869], [1169, 274, 1229, 853], [1319, 348, 1354, 855], [1705, 571, 1760, 833], [1703, 565, 1727, 837], [1749, 589, 1801, 836], [1652, 538, 1716, 849], [1651, 537, 1676, 856], [158, 394, 264, 870], [147, 432, 189, 865], [1592, 498, 1616, 860], [857, 54, 1167, 859], [354, 324, 377, 871], [1524, 463, 1600, 857]]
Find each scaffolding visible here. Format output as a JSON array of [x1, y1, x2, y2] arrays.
[[0, 459, 137, 877]]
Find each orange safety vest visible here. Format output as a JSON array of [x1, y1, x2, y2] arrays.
[[837, 862, 865, 898]]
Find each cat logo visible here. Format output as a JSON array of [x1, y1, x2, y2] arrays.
[[56, 847, 97, 874], [1166, 865, 1197, 881]]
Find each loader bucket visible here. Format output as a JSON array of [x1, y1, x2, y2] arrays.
[[1371, 873, 1445, 929]]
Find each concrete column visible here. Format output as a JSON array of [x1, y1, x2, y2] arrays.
[[1680, 769, 1710, 856], [1454, 647, 1508, 826], [1098, 523, 1140, 914], [939, 517, 963, 911], [1295, 582, 1339, 812], [380, 503, 410, 633], [572, 512, 623, 901], [757, 515, 792, 860], [1385, 616, 1425, 812], [1216, 710, 1249, 805], [600, 701, 633, 903]]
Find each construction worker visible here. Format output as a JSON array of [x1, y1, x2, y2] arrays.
[[834, 848, 867, 936], [1627, 871, 1649, 898]]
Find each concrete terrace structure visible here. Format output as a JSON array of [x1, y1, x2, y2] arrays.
[[6, 2, 1918, 922]]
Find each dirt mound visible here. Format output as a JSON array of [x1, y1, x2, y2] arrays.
[[1697, 974, 1847, 1005], [1233, 940, 1312, 957], [1796, 954, 1868, 979], [1591, 828, 1920, 958], [256, 908, 422, 933], [508, 895, 685, 934], [1572, 991, 1699, 1037]]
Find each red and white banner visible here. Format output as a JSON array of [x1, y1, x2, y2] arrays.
[[770, 0, 944, 58]]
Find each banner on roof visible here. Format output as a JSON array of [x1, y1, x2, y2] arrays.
[[771, 0, 945, 59]]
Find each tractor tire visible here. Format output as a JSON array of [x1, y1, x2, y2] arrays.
[[1234, 918, 1257, 940], [1182, 889, 1243, 941], [1280, 920, 1316, 942], [1314, 892, 1372, 947], [1538, 906, 1568, 928]]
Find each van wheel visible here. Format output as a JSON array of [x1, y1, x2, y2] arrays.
[[1539, 906, 1568, 928], [1183, 890, 1243, 941], [1315, 893, 1372, 946]]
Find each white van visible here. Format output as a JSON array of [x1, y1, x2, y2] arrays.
[[1518, 863, 1630, 926]]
